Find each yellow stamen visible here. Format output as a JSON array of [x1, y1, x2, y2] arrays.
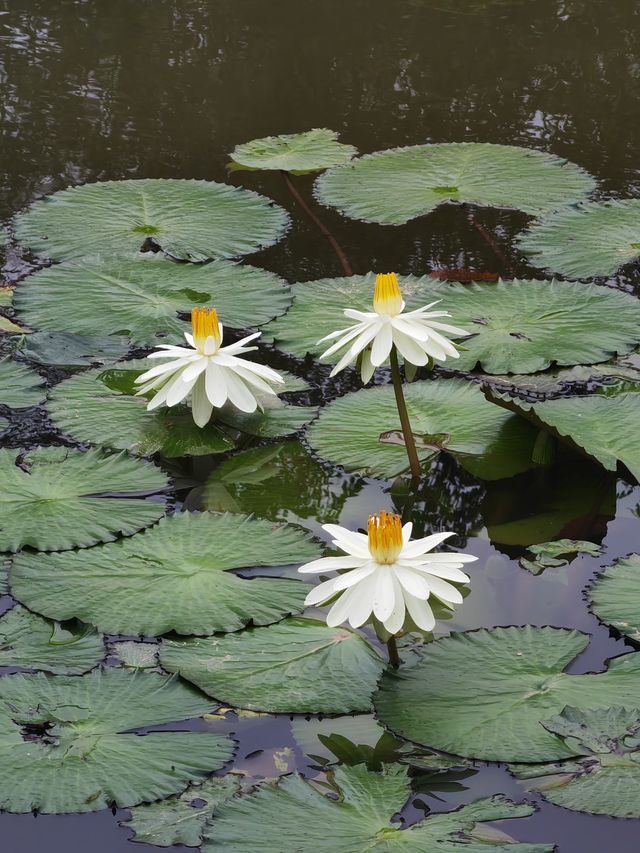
[[367, 511, 403, 564], [191, 306, 221, 352], [373, 272, 403, 317]]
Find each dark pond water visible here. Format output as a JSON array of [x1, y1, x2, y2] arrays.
[[1, 0, 640, 850]]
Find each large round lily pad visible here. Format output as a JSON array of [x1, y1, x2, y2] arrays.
[[315, 143, 595, 225], [306, 378, 538, 480], [159, 617, 385, 714], [0, 668, 233, 813], [0, 358, 46, 409], [587, 554, 640, 642], [10, 512, 319, 636], [203, 765, 553, 853], [518, 199, 640, 279], [14, 179, 289, 262], [230, 128, 356, 174], [374, 626, 640, 762], [14, 254, 291, 346], [268, 274, 640, 374], [0, 446, 167, 552]]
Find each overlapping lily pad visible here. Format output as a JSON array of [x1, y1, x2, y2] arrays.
[[374, 626, 640, 762], [519, 539, 602, 575], [518, 199, 640, 279], [0, 358, 46, 409], [511, 707, 640, 818], [0, 446, 167, 552], [14, 179, 289, 262], [306, 378, 538, 480], [230, 128, 356, 174], [159, 617, 384, 714], [0, 605, 104, 674], [203, 765, 552, 852], [587, 554, 640, 642], [315, 143, 595, 225], [14, 254, 291, 346], [10, 512, 318, 636], [0, 668, 233, 813]]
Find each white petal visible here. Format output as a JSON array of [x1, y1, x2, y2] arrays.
[[346, 572, 378, 628], [222, 369, 259, 413], [332, 563, 377, 591], [203, 335, 219, 356], [400, 532, 456, 559], [370, 322, 393, 367], [322, 525, 370, 558], [416, 552, 478, 564], [222, 331, 261, 353], [135, 357, 194, 383], [297, 555, 368, 574], [320, 324, 369, 358], [416, 318, 471, 337], [404, 592, 436, 631], [392, 564, 431, 598], [391, 329, 429, 366], [383, 575, 406, 634], [184, 332, 195, 347], [326, 586, 361, 627], [425, 575, 464, 605], [409, 564, 470, 584], [344, 309, 377, 322], [181, 357, 208, 383], [227, 358, 284, 384], [304, 576, 344, 606], [391, 316, 432, 342], [166, 371, 199, 406], [190, 374, 214, 427], [402, 522, 413, 544], [372, 568, 397, 622], [331, 322, 381, 375], [231, 365, 279, 397], [360, 347, 375, 384], [205, 362, 229, 408], [146, 346, 196, 359]]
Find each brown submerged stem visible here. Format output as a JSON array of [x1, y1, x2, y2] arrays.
[[389, 346, 422, 479], [387, 635, 400, 669], [280, 170, 353, 276], [464, 204, 514, 277]]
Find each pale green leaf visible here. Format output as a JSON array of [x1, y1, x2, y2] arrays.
[[230, 128, 356, 173], [0, 358, 46, 408], [587, 554, 640, 642]]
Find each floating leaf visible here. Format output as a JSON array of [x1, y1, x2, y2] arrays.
[[511, 706, 640, 818], [0, 668, 233, 813], [122, 776, 241, 847], [14, 179, 289, 262], [519, 539, 602, 575], [14, 254, 291, 346], [0, 605, 104, 674], [315, 143, 595, 225], [21, 331, 130, 367], [0, 287, 13, 308], [518, 199, 640, 279], [230, 128, 356, 174], [374, 626, 640, 762], [0, 446, 167, 552], [203, 765, 552, 853], [268, 274, 640, 374], [160, 617, 384, 714], [587, 554, 640, 642], [111, 641, 160, 670], [306, 378, 537, 480], [0, 315, 29, 334], [0, 358, 45, 408], [10, 513, 318, 636]]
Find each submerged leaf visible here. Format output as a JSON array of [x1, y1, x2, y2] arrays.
[[230, 128, 356, 173], [587, 554, 640, 642], [0, 358, 46, 409]]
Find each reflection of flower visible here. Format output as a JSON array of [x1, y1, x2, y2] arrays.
[[135, 307, 284, 427], [298, 511, 475, 633], [319, 272, 469, 382]]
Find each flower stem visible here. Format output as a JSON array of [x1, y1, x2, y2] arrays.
[[387, 636, 401, 669], [389, 346, 422, 479]]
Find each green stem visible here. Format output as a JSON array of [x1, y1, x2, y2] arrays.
[[389, 346, 422, 479], [387, 635, 400, 669]]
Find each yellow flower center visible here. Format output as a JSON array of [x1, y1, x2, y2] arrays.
[[367, 511, 403, 564], [373, 272, 403, 317], [191, 306, 222, 352]]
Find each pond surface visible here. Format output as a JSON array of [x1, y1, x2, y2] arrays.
[[1, 0, 640, 850]]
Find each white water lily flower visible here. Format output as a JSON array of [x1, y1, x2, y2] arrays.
[[134, 306, 284, 427], [298, 511, 476, 634], [318, 272, 470, 382]]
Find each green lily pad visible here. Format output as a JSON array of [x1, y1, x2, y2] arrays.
[[306, 378, 538, 480], [10, 512, 319, 636], [160, 617, 384, 714], [374, 626, 640, 762], [14, 254, 291, 346], [0, 667, 233, 813], [519, 539, 602, 575], [230, 128, 356, 174], [14, 179, 289, 262], [20, 331, 130, 367], [111, 641, 160, 670], [0, 605, 104, 674], [511, 706, 640, 818], [203, 764, 552, 853], [122, 776, 241, 847], [518, 199, 640, 279], [315, 143, 595, 225], [0, 358, 46, 409], [587, 554, 640, 642], [268, 274, 640, 374], [0, 446, 167, 552]]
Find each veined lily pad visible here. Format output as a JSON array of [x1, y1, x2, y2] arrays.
[[374, 626, 640, 762], [14, 254, 291, 346], [306, 378, 538, 480], [111, 641, 160, 670], [518, 199, 640, 279], [14, 179, 289, 262], [230, 128, 356, 174], [159, 617, 384, 714], [10, 512, 319, 636], [203, 765, 552, 853], [519, 539, 602, 575], [21, 332, 130, 367], [0, 358, 46, 408], [511, 706, 640, 818], [0, 605, 104, 674], [0, 668, 233, 813], [587, 554, 640, 642], [0, 446, 167, 552], [268, 274, 640, 374], [315, 143, 595, 225]]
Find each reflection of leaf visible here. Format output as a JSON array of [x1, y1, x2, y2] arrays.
[[587, 554, 640, 642], [519, 539, 602, 575]]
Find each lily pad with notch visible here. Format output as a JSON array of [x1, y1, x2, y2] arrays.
[[587, 554, 640, 642], [229, 128, 356, 174]]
